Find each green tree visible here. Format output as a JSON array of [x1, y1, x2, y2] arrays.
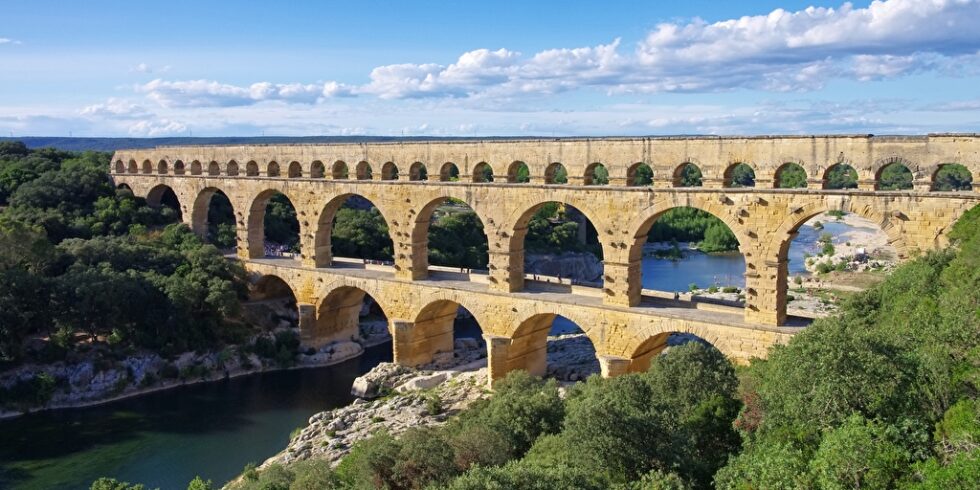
[[825, 164, 858, 189], [777, 163, 808, 188], [727, 163, 755, 187], [932, 164, 973, 192], [809, 415, 910, 489], [331, 207, 394, 261], [678, 164, 702, 187], [878, 163, 913, 190], [632, 164, 653, 186], [89, 478, 146, 490]]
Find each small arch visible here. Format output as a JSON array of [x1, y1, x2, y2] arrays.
[[626, 332, 720, 373], [246, 161, 259, 176], [627, 162, 653, 186], [508, 314, 598, 380], [822, 163, 858, 190], [332, 160, 349, 179], [114, 160, 125, 173], [249, 275, 297, 313], [931, 163, 973, 192], [226, 160, 239, 176], [507, 161, 530, 183], [584, 162, 608, 185], [356, 161, 373, 180], [875, 161, 913, 191], [157, 159, 168, 175], [266, 161, 281, 177], [190, 160, 203, 175], [545, 162, 568, 184], [127, 159, 138, 173], [439, 162, 459, 182], [774, 162, 808, 188], [146, 184, 182, 221], [311, 286, 389, 349], [472, 162, 493, 182], [381, 162, 399, 180], [673, 162, 703, 187], [115, 183, 133, 194], [173, 160, 185, 175], [310, 161, 325, 179], [207, 161, 221, 176], [723, 163, 756, 188], [141, 159, 153, 174], [288, 161, 303, 178], [410, 162, 428, 181]]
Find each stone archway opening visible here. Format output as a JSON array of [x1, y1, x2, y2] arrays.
[[584, 162, 608, 185], [310, 161, 325, 179], [174, 160, 185, 175], [545, 162, 568, 184], [227, 160, 239, 176], [314, 194, 393, 267], [823, 163, 858, 189], [381, 162, 399, 180], [356, 161, 372, 180], [627, 162, 653, 186], [724, 163, 755, 187], [515, 201, 604, 289], [626, 332, 719, 373], [114, 160, 125, 173], [507, 161, 530, 183], [266, 161, 281, 177], [288, 161, 303, 178], [332, 161, 349, 179], [247, 190, 300, 259], [157, 159, 168, 175], [775, 162, 808, 188], [245, 161, 259, 176], [404, 300, 486, 368], [141, 159, 153, 174], [115, 183, 133, 196], [190, 160, 202, 175], [193, 188, 236, 250], [508, 313, 599, 382], [208, 161, 221, 176], [127, 159, 138, 173], [931, 163, 973, 191], [439, 162, 459, 182], [246, 274, 299, 334], [473, 162, 493, 183], [310, 286, 390, 354], [415, 197, 489, 274], [410, 162, 428, 181], [673, 162, 703, 187], [146, 184, 183, 222], [876, 161, 913, 190]]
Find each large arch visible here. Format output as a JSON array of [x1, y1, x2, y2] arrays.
[[250, 274, 297, 303], [381, 161, 399, 180], [822, 163, 858, 189], [410, 196, 490, 275], [246, 189, 300, 259], [439, 162, 458, 182], [191, 186, 236, 240], [410, 162, 428, 181], [545, 162, 568, 184], [146, 184, 182, 220], [931, 163, 973, 191], [774, 162, 808, 189], [506, 313, 599, 381], [875, 159, 913, 190], [312, 193, 395, 267], [625, 331, 722, 373], [400, 298, 485, 366], [627, 162, 653, 187], [308, 285, 389, 349], [472, 162, 493, 182], [507, 161, 530, 183]]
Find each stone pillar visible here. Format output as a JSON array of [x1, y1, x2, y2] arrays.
[[743, 258, 788, 326], [246, 222, 265, 259], [485, 334, 512, 388], [391, 320, 419, 366], [806, 178, 825, 189], [488, 249, 524, 292], [566, 175, 586, 186], [297, 302, 319, 349], [858, 179, 876, 191], [528, 174, 547, 185], [912, 180, 932, 192], [653, 177, 673, 189], [608, 176, 627, 187], [602, 259, 641, 307], [702, 177, 725, 189], [599, 355, 631, 378], [754, 178, 774, 188], [973, 182, 980, 193]]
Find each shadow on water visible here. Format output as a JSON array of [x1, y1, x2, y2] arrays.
[[0, 344, 392, 490]]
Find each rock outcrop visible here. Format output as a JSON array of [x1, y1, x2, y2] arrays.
[[525, 252, 603, 283]]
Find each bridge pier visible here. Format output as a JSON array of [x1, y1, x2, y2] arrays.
[[598, 355, 631, 378], [602, 260, 642, 306], [485, 335, 513, 388]]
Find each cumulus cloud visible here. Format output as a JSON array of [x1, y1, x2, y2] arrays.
[[80, 98, 150, 118], [127, 118, 187, 136]]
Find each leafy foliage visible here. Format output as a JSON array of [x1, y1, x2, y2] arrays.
[[776, 163, 808, 188]]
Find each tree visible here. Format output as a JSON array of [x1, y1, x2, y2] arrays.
[[878, 163, 913, 190], [809, 415, 910, 489], [331, 207, 394, 261], [932, 164, 973, 192], [777, 163, 808, 188], [825, 164, 858, 189], [89, 478, 146, 490], [727, 163, 755, 187], [633, 165, 653, 186]]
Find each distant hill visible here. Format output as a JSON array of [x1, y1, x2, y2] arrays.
[[0, 136, 545, 152]]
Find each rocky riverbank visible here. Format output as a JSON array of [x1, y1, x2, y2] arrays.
[[525, 251, 603, 283]]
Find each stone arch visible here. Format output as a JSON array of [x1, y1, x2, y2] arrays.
[[115, 160, 125, 173], [874, 158, 914, 191], [227, 160, 239, 176], [382, 161, 399, 180], [310, 160, 325, 179], [821, 162, 858, 189], [191, 186, 237, 240], [439, 162, 458, 182], [473, 162, 493, 182], [250, 274, 298, 302], [545, 162, 568, 184], [157, 159, 168, 175], [288, 161, 303, 178], [673, 162, 703, 187], [127, 159, 138, 173], [246, 188, 300, 259], [190, 160, 202, 175], [930, 163, 973, 192], [146, 184, 182, 220], [506, 313, 599, 380], [403, 297, 486, 366], [584, 162, 608, 185], [410, 195, 490, 274], [174, 160, 185, 175], [409, 162, 428, 181], [115, 183, 133, 194], [623, 329, 725, 373], [627, 162, 653, 187], [507, 161, 530, 183], [774, 162, 808, 189], [245, 161, 259, 176], [312, 193, 395, 267], [141, 159, 153, 174], [309, 285, 386, 349], [356, 161, 372, 180], [267, 161, 281, 177], [332, 160, 349, 179], [723, 162, 756, 188], [208, 161, 221, 176]]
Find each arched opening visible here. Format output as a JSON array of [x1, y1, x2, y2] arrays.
[[355, 161, 372, 180], [584, 162, 608, 185], [508, 314, 598, 381], [406, 299, 485, 367], [507, 161, 530, 183], [115, 183, 133, 195], [246, 161, 259, 177], [439, 162, 458, 182], [310, 286, 391, 352], [414, 197, 490, 274], [114, 160, 125, 173], [635, 206, 743, 298], [516, 202, 604, 288], [247, 190, 300, 258], [227, 160, 239, 176], [310, 161, 325, 179], [381, 162, 398, 180], [313, 194, 394, 267], [208, 161, 220, 176], [626, 332, 719, 373], [192, 188, 237, 250], [931, 163, 973, 191], [875, 161, 913, 190], [332, 161, 349, 179], [190, 160, 202, 175], [472, 162, 493, 183], [822, 163, 858, 189], [247, 275, 299, 337], [410, 162, 428, 181], [141, 159, 153, 174], [627, 162, 653, 186], [127, 159, 138, 173], [724, 163, 755, 187], [157, 159, 168, 175], [173, 160, 185, 175], [266, 161, 281, 178], [288, 161, 303, 178], [775, 162, 808, 188], [673, 163, 703, 187], [545, 162, 568, 184], [146, 184, 182, 222]]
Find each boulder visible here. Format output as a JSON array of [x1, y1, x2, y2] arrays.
[[351, 377, 379, 399], [454, 338, 479, 350], [396, 372, 449, 392]]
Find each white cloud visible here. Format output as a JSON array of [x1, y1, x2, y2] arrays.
[[0, 37, 21, 45], [130, 63, 171, 74], [80, 98, 150, 118], [137, 79, 326, 107], [127, 118, 187, 136]]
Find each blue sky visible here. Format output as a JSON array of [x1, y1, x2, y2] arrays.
[[1, 0, 979, 137]]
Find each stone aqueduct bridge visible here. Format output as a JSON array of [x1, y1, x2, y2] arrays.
[[111, 135, 980, 382]]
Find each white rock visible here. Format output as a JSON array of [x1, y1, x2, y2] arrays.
[[396, 372, 449, 392]]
